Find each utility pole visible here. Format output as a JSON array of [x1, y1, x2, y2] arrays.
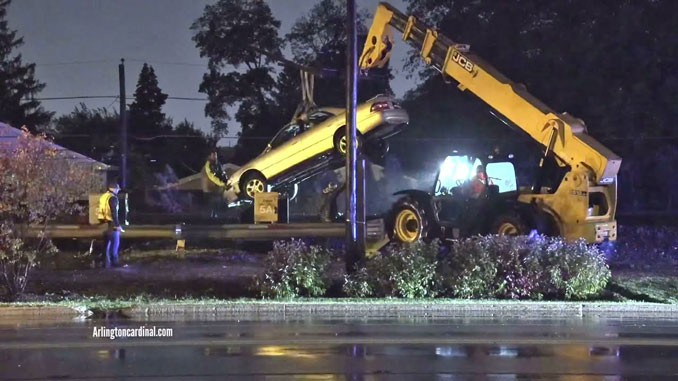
[[118, 59, 128, 190], [345, 0, 365, 273]]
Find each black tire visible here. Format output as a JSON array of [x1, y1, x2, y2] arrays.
[[334, 129, 363, 156], [364, 139, 390, 163], [240, 172, 267, 200], [491, 212, 528, 236], [388, 196, 437, 243]]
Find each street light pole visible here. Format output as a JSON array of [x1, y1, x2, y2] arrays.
[[118, 58, 128, 190], [345, 0, 365, 273]]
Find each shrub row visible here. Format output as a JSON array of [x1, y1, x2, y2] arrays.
[[255, 235, 611, 300], [436, 235, 610, 300]]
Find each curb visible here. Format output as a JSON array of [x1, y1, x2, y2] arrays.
[[2, 302, 677, 319], [0, 305, 87, 318], [124, 301, 678, 319]]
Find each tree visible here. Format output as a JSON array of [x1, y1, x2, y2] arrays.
[[0, 127, 99, 300], [129, 63, 169, 137], [51, 104, 119, 164], [125, 63, 173, 191], [163, 119, 216, 178], [285, 0, 392, 107], [0, 0, 53, 130], [192, 0, 283, 156]]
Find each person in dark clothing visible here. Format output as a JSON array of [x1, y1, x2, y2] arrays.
[[97, 179, 123, 268]]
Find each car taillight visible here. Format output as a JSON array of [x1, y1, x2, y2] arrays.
[[370, 101, 391, 112]]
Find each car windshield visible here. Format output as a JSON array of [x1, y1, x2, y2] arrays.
[[486, 162, 517, 193]]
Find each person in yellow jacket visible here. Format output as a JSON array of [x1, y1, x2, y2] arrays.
[[201, 151, 228, 218], [97, 179, 123, 268]]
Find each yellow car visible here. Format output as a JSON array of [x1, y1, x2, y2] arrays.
[[224, 95, 409, 201]]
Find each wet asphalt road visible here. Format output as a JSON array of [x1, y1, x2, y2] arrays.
[[1, 314, 678, 379]]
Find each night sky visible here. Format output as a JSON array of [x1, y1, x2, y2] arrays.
[[8, 0, 411, 142]]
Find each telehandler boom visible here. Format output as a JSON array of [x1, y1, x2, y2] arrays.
[[360, 2, 621, 242]]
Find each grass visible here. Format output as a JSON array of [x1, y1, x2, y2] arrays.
[[611, 275, 678, 304]]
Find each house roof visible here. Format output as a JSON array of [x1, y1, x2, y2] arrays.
[[0, 123, 111, 171]]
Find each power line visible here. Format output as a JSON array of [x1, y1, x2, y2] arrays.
[[33, 95, 208, 101], [105, 96, 120, 109], [34, 59, 116, 66], [34, 96, 119, 100], [35, 59, 208, 68], [126, 58, 207, 67]]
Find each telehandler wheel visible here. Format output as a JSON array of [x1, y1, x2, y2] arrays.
[[241, 172, 267, 200], [491, 212, 528, 236], [389, 196, 435, 243]]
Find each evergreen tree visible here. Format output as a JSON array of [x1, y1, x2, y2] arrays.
[[0, 0, 52, 130], [129, 63, 169, 137]]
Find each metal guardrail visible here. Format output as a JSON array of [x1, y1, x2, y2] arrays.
[[25, 220, 386, 241]]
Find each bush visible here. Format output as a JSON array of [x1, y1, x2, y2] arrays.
[[541, 238, 611, 299], [442, 235, 610, 300], [0, 127, 98, 300], [343, 240, 439, 298], [253, 239, 332, 299], [0, 223, 58, 301]]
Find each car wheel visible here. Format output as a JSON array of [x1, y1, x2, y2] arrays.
[[334, 130, 363, 156], [491, 212, 528, 236], [389, 196, 436, 243], [364, 139, 390, 164], [241, 172, 267, 200]]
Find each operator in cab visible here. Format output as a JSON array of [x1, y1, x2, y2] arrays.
[[467, 165, 492, 198], [202, 150, 228, 218]]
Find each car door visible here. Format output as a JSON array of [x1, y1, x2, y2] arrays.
[[293, 111, 342, 159], [260, 122, 303, 177]]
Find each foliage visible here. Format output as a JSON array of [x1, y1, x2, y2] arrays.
[[0, 223, 57, 300], [284, 0, 392, 107], [192, 0, 393, 165], [0, 0, 53, 129], [129, 63, 169, 138], [254, 239, 332, 299], [51, 104, 119, 164], [0, 127, 99, 300], [0, 127, 100, 224], [442, 235, 610, 300], [191, 0, 283, 144], [125, 63, 173, 191], [164, 119, 216, 178], [344, 240, 439, 298]]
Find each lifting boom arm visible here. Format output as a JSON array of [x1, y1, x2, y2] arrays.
[[360, 2, 621, 185]]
